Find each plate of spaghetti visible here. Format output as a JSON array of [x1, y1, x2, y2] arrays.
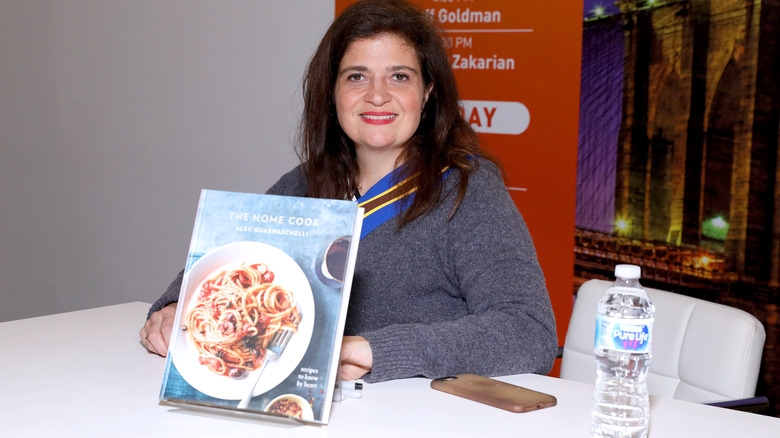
[[172, 241, 315, 400]]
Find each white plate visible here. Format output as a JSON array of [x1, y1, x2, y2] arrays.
[[265, 393, 314, 421], [172, 241, 315, 400]]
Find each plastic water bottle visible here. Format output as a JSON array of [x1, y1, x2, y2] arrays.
[[591, 264, 654, 438]]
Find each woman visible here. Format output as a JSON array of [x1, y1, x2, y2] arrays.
[[141, 0, 558, 383]]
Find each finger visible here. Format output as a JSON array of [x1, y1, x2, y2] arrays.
[[140, 316, 162, 355], [139, 327, 148, 345], [140, 321, 156, 352], [340, 363, 370, 381], [158, 305, 178, 355], [340, 336, 373, 368], [161, 322, 172, 350], [147, 330, 168, 357]]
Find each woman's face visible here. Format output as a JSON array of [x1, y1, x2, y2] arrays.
[[334, 34, 431, 160]]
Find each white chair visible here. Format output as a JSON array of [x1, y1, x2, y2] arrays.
[[560, 279, 766, 405]]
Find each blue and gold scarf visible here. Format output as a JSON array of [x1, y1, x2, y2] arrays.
[[356, 167, 417, 239], [356, 166, 452, 239]]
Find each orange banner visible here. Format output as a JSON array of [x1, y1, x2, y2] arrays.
[[335, 0, 583, 373]]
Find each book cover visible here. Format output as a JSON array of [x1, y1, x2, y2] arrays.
[[159, 189, 362, 424]]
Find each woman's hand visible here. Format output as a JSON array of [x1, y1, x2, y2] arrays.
[[340, 335, 373, 380], [139, 303, 177, 356]]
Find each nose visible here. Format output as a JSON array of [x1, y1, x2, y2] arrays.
[[365, 80, 390, 106]]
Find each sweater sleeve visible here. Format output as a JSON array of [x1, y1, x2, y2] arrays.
[[146, 269, 184, 319], [359, 161, 558, 382]]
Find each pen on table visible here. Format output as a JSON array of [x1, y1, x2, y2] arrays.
[[333, 380, 363, 401], [341, 381, 363, 399]]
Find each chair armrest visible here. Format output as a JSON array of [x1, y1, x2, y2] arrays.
[[706, 396, 769, 413]]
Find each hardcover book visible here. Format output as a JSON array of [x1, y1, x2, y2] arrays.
[[159, 189, 363, 424]]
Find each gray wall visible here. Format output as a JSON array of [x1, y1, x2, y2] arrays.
[[0, 1, 335, 322]]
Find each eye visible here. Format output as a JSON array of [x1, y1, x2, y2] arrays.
[[391, 73, 410, 81], [346, 73, 365, 82]]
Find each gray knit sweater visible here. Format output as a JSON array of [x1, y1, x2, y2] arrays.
[[149, 159, 557, 382]]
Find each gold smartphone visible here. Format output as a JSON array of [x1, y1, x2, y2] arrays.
[[430, 374, 557, 413]]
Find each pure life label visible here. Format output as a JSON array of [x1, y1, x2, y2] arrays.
[[595, 315, 653, 353]]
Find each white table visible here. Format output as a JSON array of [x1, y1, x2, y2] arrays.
[[1, 302, 777, 437]]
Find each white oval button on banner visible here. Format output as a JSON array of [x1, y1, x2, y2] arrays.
[[459, 100, 530, 135]]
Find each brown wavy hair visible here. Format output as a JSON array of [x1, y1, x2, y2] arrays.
[[297, 0, 501, 224]]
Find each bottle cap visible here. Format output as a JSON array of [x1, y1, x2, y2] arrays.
[[615, 264, 641, 279]]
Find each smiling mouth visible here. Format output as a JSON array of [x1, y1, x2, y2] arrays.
[[361, 114, 397, 120]]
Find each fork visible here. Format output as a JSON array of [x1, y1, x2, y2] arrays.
[[237, 327, 295, 409]]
